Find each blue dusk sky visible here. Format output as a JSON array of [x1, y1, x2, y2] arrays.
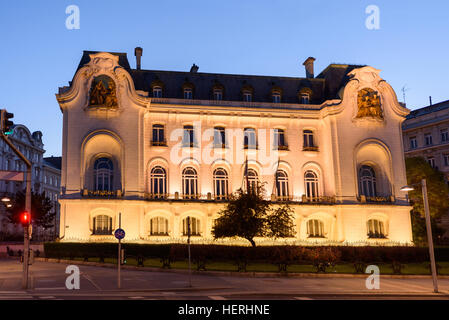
[[0, 0, 448, 156]]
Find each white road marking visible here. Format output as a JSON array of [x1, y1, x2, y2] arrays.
[[82, 274, 102, 291], [35, 287, 66, 290], [209, 295, 227, 300]]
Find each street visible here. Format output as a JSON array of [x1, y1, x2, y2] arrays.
[[1, 259, 449, 300]]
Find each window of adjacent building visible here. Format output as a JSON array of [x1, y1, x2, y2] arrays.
[[425, 133, 433, 146], [409, 136, 418, 149], [182, 217, 201, 236], [359, 165, 376, 198], [50, 176, 53, 186], [152, 124, 166, 146], [94, 158, 114, 191], [304, 170, 319, 200], [182, 167, 198, 199], [272, 91, 281, 103], [153, 86, 162, 98], [243, 91, 252, 102], [444, 154, 449, 167], [44, 175, 47, 184], [307, 219, 324, 238], [150, 166, 167, 198], [427, 157, 436, 168], [184, 88, 193, 100], [213, 89, 223, 101], [92, 215, 113, 235], [300, 93, 310, 104], [182, 125, 196, 147], [244, 128, 257, 149], [213, 127, 226, 148], [275, 170, 289, 200], [213, 168, 229, 200], [441, 129, 449, 143], [245, 168, 259, 192], [367, 219, 386, 239], [273, 128, 287, 149], [303, 130, 316, 150], [150, 217, 169, 236]]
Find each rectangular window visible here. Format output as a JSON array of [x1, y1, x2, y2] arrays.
[[152, 124, 166, 146], [213, 90, 223, 101], [153, 87, 162, 98], [444, 154, 449, 167], [427, 157, 436, 168], [182, 125, 196, 147], [243, 92, 252, 102], [214, 127, 226, 148], [409, 137, 418, 149], [441, 129, 449, 143], [244, 128, 257, 149], [425, 134, 433, 146], [184, 88, 193, 99], [274, 129, 287, 149]]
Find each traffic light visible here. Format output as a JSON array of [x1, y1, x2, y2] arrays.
[[1, 109, 14, 135], [20, 211, 31, 226]]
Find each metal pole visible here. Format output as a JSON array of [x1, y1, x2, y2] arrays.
[[118, 212, 121, 289], [187, 216, 192, 287], [422, 179, 438, 293]]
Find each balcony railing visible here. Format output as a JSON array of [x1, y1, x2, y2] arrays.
[[182, 194, 200, 200], [303, 146, 319, 152], [359, 195, 394, 203], [274, 145, 289, 151], [145, 193, 168, 200], [150, 140, 167, 147], [301, 195, 336, 204]]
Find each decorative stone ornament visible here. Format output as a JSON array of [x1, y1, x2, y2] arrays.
[[356, 88, 383, 119], [89, 75, 118, 108]]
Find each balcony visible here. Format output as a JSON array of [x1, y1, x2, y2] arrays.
[[301, 195, 336, 204], [145, 193, 168, 200], [82, 189, 122, 199], [150, 140, 167, 147], [181, 142, 199, 148], [359, 195, 394, 203], [274, 145, 289, 151], [303, 146, 319, 152]]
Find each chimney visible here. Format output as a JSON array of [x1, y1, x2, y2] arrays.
[[190, 63, 199, 73], [134, 47, 143, 70], [429, 96, 432, 106], [303, 57, 316, 78]]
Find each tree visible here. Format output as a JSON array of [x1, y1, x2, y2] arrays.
[[6, 190, 54, 229], [212, 184, 296, 247], [405, 157, 449, 244]]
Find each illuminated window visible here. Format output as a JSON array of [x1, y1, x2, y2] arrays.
[[359, 165, 376, 198], [94, 158, 114, 191], [152, 124, 166, 146], [93, 215, 113, 235], [150, 217, 169, 236], [182, 167, 198, 199], [150, 166, 167, 198], [303, 130, 316, 150], [367, 219, 386, 239], [307, 219, 324, 238], [182, 217, 201, 236], [213, 168, 228, 200], [275, 170, 289, 201], [304, 170, 319, 200], [274, 128, 287, 149]]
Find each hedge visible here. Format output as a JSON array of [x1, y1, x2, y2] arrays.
[[43, 242, 449, 265]]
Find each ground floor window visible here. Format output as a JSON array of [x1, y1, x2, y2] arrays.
[[150, 217, 169, 236], [307, 219, 324, 238], [92, 215, 112, 235], [182, 217, 201, 236], [367, 219, 386, 239]]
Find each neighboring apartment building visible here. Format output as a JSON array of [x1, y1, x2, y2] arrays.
[[42, 156, 62, 239], [0, 125, 61, 240], [402, 100, 449, 238], [55, 50, 413, 245]]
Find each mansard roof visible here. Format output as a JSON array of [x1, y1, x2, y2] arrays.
[[74, 51, 365, 104], [43, 156, 62, 170]]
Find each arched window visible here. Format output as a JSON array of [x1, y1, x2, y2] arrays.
[[359, 165, 377, 198], [367, 219, 386, 239], [213, 88, 223, 101], [214, 168, 229, 200], [304, 170, 319, 201], [272, 91, 281, 103], [150, 166, 167, 198], [300, 93, 310, 104], [182, 167, 198, 199], [94, 158, 114, 191], [307, 219, 324, 238], [243, 90, 252, 102], [182, 217, 201, 236], [245, 168, 258, 192], [150, 217, 169, 236], [244, 128, 257, 149], [92, 215, 113, 235], [276, 170, 289, 201]]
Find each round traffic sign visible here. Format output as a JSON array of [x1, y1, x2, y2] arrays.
[[114, 228, 125, 240]]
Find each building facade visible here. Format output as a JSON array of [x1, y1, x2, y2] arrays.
[[402, 100, 449, 238], [42, 156, 62, 239], [56, 50, 413, 245]]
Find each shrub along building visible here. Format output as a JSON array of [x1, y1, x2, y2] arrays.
[[55, 49, 413, 244]]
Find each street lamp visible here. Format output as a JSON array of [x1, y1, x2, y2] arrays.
[[1, 197, 10, 202], [401, 178, 438, 293]]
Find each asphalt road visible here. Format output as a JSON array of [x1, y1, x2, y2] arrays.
[[1, 259, 449, 300]]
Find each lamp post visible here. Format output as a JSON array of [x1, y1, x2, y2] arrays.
[[401, 179, 438, 293]]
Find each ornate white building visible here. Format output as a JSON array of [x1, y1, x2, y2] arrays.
[[56, 50, 413, 244]]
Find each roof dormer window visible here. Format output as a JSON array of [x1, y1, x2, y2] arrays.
[[153, 86, 162, 98], [300, 93, 310, 104], [213, 88, 223, 101], [272, 91, 281, 103], [243, 91, 252, 102]]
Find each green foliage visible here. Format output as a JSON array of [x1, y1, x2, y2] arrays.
[[212, 184, 296, 247], [7, 190, 54, 228], [405, 157, 449, 219]]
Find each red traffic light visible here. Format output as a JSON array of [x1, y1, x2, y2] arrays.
[[20, 212, 30, 225]]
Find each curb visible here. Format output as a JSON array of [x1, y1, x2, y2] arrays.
[[34, 257, 449, 279]]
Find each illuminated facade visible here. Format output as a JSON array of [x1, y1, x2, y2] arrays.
[[56, 50, 413, 244]]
